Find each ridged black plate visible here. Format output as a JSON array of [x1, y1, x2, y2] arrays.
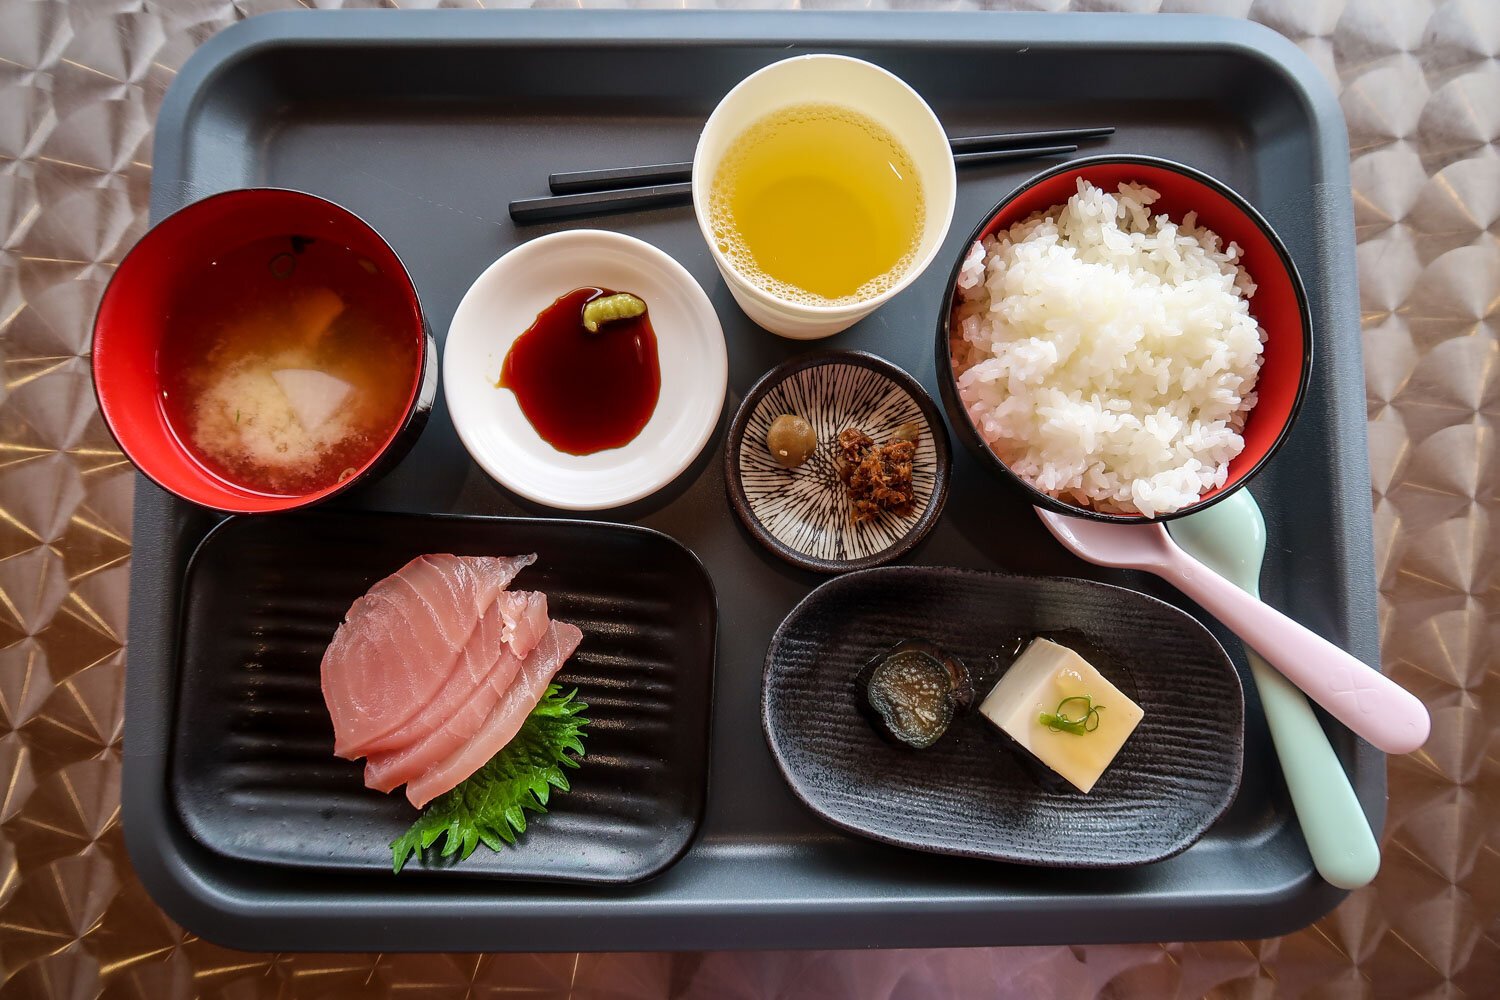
[[763, 566, 1243, 867], [171, 510, 716, 884]]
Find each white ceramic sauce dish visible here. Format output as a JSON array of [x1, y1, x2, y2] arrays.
[[444, 230, 728, 510], [691, 54, 957, 340]]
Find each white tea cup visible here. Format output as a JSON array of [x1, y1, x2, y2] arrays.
[[691, 54, 957, 340]]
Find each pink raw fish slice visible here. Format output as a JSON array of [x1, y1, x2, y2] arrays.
[[322, 553, 535, 758], [403, 620, 583, 809], [354, 587, 549, 758], [362, 591, 551, 787]]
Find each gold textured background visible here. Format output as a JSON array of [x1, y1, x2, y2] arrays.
[[1, 0, 1495, 996]]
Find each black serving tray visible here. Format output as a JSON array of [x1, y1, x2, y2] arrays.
[[124, 10, 1382, 951], [171, 511, 715, 884]]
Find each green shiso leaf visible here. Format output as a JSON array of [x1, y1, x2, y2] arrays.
[[390, 685, 589, 874]]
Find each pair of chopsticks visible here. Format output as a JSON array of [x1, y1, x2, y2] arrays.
[[508, 125, 1113, 224]]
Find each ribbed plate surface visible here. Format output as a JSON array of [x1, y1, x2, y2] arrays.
[[763, 566, 1243, 867], [170, 510, 715, 883]]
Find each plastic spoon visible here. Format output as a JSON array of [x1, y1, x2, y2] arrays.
[[1169, 492, 1380, 889], [1035, 507, 1430, 755]]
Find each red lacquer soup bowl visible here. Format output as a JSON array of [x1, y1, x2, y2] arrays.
[[92, 189, 436, 514], [935, 155, 1313, 524]]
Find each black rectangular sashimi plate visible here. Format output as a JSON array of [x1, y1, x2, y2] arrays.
[[125, 10, 1382, 951], [172, 511, 714, 884]]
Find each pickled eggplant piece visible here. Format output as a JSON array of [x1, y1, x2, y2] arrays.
[[854, 640, 973, 749]]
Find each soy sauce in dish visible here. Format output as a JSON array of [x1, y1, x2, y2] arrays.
[[498, 287, 661, 456]]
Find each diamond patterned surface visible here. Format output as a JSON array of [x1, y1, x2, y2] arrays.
[[1, 0, 1496, 997]]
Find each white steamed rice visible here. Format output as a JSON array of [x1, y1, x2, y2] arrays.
[[951, 178, 1265, 518]]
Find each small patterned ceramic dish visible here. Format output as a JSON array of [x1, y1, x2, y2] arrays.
[[725, 351, 951, 574]]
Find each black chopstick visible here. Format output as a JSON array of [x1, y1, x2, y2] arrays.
[[546, 126, 1113, 195], [946, 125, 1113, 153], [510, 143, 1080, 225], [549, 162, 691, 195], [952, 143, 1077, 166], [510, 182, 693, 225]]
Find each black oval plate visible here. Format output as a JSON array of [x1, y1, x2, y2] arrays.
[[171, 510, 716, 884], [762, 566, 1244, 867]]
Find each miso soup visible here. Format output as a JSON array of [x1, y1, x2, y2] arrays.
[[157, 234, 420, 496]]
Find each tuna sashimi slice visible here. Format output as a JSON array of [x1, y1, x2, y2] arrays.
[[353, 589, 550, 760], [361, 590, 550, 788], [403, 620, 584, 809], [321, 553, 535, 758]]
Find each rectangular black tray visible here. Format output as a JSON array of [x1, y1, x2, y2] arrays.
[[124, 9, 1382, 951]]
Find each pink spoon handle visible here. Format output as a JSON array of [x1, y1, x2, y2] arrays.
[[1157, 546, 1430, 755]]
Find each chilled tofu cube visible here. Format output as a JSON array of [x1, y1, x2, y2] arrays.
[[979, 638, 1143, 793]]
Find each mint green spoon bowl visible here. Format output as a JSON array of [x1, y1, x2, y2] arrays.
[[1169, 490, 1380, 889]]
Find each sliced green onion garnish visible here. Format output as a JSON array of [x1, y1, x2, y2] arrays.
[[1040, 694, 1104, 735]]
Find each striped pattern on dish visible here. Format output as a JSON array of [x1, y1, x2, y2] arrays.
[[737, 363, 938, 564]]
